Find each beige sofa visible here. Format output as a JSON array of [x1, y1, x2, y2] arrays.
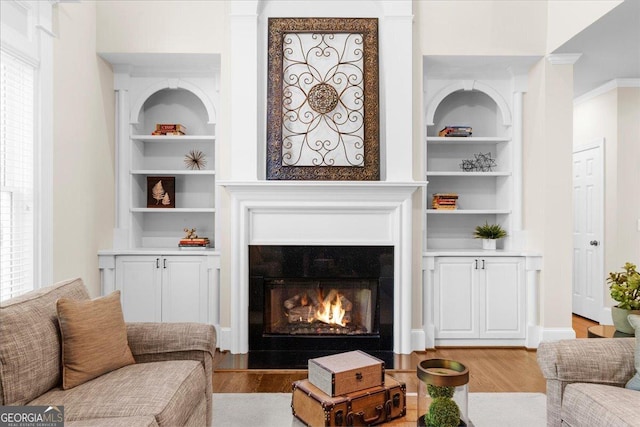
[[0, 278, 215, 427], [537, 338, 638, 427]]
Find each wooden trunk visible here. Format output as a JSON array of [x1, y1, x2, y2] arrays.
[[308, 350, 384, 397], [291, 375, 406, 427]]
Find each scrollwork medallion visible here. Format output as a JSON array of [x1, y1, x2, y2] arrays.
[[267, 18, 379, 180]]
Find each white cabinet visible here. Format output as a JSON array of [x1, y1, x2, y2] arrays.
[[101, 253, 219, 324], [433, 256, 526, 341]]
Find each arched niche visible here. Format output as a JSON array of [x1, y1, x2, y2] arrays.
[[130, 80, 216, 135], [426, 81, 512, 136]]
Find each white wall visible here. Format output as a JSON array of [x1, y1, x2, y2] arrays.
[[574, 85, 640, 286], [523, 57, 575, 332], [53, 2, 115, 296]]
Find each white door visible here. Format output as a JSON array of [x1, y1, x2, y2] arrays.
[[115, 256, 162, 322], [434, 257, 479, 339], [572, 140, 604, 321], [480, 257, 525, 339], [161, 256, 209, 323]]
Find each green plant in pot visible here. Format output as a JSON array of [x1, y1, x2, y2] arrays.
[[423, 385, 460, 427], [473, 222, 507, 250], [607, 262, 640, 334]]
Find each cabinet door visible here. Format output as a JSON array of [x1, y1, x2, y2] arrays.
[[434, 258, 479, 339], [161, 256, 209, 323], [115, 256, 162, 322], [480, 257, 525, 338]]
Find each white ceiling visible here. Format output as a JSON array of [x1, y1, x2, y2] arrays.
[[552, 0, 640, 98]]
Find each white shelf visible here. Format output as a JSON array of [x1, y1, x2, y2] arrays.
[[131, 135, 215, 143], [131, 208, 216, 213], [427, 171, 511, 177], [131, 170, 215, 175], [427, 209, 511, 215], [427, 136, 511, 144]]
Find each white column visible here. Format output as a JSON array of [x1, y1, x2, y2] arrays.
[[229, 1, 259, 181], [525, 255, 543, 348], [380, 1, 413, 181], [113, 71, 131, 249]]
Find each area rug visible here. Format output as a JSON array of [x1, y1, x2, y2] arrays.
[[213, 392, 546, 426]]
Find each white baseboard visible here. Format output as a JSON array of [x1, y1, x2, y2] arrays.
[[411, 328, 426, 352], [539, 327, 576, 342], [218, 327, 232, 352]]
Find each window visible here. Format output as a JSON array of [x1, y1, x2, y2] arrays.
[[0, 50, 35, 301]]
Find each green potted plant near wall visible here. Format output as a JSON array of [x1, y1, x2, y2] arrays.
[[607, 262, 640, 334], [473, 222, 507, 250]]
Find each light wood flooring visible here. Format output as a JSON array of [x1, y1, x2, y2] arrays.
[[213, 315, 597, 394]]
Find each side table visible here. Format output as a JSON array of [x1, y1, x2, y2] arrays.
[[587, 325, 634, 338]]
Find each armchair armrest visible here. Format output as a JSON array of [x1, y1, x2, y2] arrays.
[[537, 338, 635, 427], [537, 338, 635, 385]]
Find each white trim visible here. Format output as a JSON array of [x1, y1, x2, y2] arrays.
[[574, 78, 640, 105], [546, 53, 582, 65]]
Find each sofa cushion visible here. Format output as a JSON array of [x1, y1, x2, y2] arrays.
[[562, 383, 639, 427], [627, 314, 640, 390], [0, 278, 89, 405], [57, 291, 135, 389], [28, 360, 205, 426]]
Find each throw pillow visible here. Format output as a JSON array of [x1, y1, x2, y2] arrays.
[[57, 291, 135, 389], [626, 314, 640, 391]]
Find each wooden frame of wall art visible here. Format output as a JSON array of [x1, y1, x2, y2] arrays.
[[266, 17, 379, 181], [146, 176, 176, 208]]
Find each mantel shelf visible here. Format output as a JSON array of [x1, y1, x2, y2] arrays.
[[131, 208, 216, 213], [131, 135, 215, 143], [131, 170, 215, 175], [427, 136, 511, 144], [427, 171, 511, 177], [427, 209, 511, 215]]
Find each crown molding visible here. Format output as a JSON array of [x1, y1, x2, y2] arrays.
[[574, 78, 640, 105], [547, 53, 582, 65]]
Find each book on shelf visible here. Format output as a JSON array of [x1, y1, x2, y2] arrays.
[[438, 126, 472, 137], [432, 193, 459, 210], [179, 245, 210, 250], [152, 124, 187, 136]]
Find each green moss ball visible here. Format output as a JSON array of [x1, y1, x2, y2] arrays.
[[425, 397, 460, 427], [427, 384, 455, 398]]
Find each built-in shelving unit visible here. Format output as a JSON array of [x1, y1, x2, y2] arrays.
[[425, 79, 519, 251]]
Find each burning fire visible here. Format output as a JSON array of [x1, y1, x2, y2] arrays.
[[315, 291, 347, 327]]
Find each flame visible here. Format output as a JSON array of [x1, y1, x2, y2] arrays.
[[314, 291, 347, 326]]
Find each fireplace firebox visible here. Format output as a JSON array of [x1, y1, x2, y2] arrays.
[[249, 245, 394, 368]]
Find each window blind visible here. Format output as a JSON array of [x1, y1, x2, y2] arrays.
[[1, 49, 35, 301]]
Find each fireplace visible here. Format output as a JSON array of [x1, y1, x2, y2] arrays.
[[249, 245, 393, 368]]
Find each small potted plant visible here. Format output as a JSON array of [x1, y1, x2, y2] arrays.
[[473, 222, 507, 250], [607, 262, 640, 334]]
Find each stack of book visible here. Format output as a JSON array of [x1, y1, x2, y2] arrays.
[[432, 193, 459, 210], [178, 237, 210, 250], [152, 124, 187, 136], [438, 126, 472, 137]]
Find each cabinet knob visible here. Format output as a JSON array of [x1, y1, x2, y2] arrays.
[[163, 258, 167, 269], [474, 259, 478, 269], [156, 258, 160, 268], [589, 240, 600, 247], [482, 259, 485, 269]]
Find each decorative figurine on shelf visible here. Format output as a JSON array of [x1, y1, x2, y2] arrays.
[[459, 152, 497, 172], [183, 228, 198, 239]]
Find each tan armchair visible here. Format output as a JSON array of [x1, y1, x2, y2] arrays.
[[537, 338, 637, 426]]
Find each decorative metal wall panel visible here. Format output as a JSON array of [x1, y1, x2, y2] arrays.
[[267, 18, 379, 180]]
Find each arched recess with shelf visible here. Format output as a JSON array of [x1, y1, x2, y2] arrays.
[[130, 79, 217, 127], [426, 80, 512, 130]]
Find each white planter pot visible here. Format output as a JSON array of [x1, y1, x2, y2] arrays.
[[482, 239, 496, 250]]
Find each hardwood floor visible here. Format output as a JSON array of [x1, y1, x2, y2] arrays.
[[212, 314, 598, 393]]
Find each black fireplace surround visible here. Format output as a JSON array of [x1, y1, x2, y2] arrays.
[[249, 245, 394, 368]]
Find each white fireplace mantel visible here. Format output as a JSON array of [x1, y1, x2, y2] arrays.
[[219, 181, 426, 354]]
